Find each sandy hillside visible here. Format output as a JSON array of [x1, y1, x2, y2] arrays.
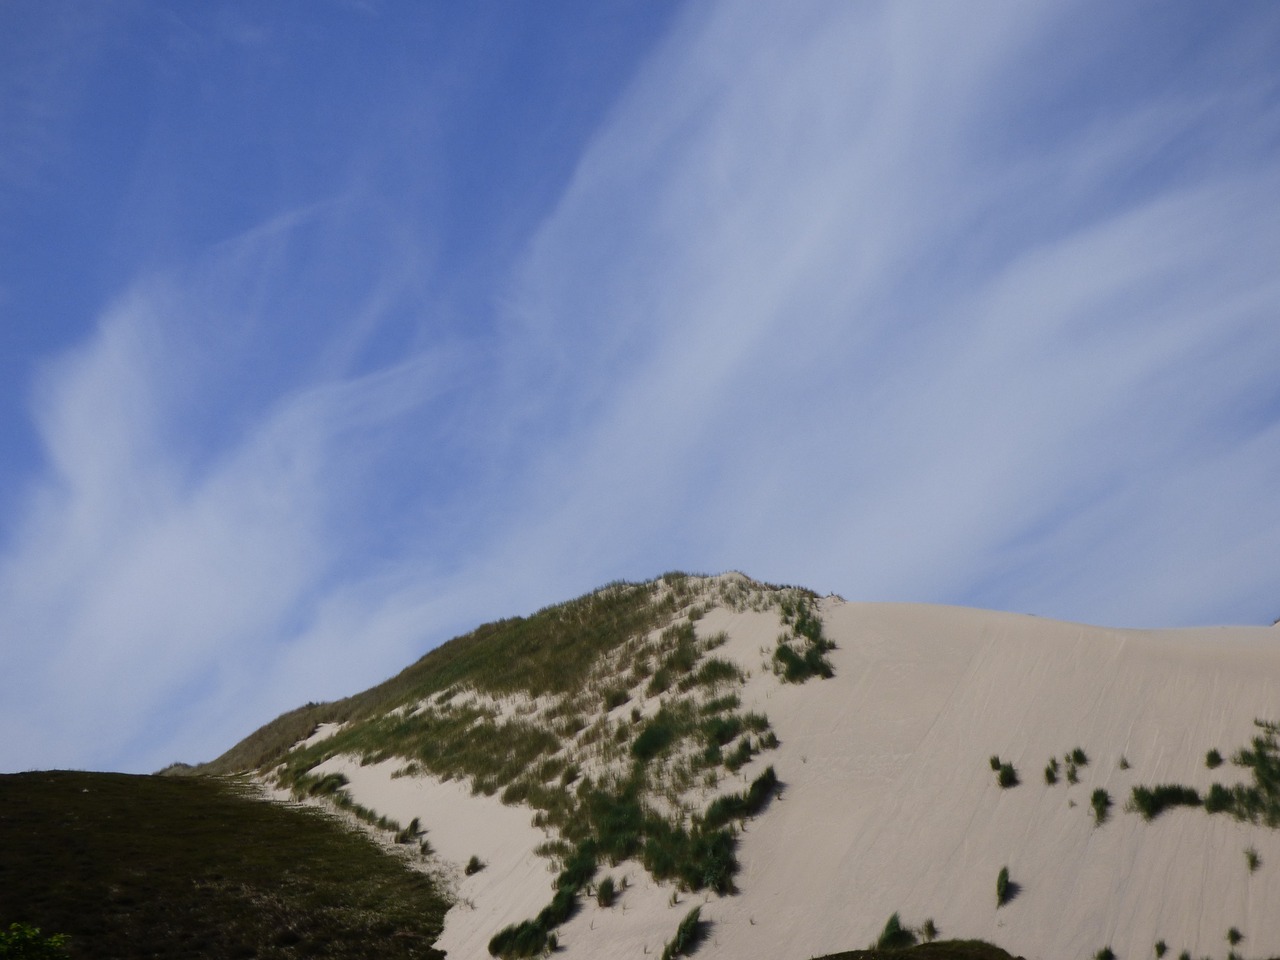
[[299, 596, 1280, 960]]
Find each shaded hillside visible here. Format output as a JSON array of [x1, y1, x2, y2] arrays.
[[815, 942, 1023, 960], [0, 771, 448, 960]]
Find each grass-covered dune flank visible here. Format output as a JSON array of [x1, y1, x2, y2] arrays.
[[0, 770, 449, 960], [197, 576, 678, 776]]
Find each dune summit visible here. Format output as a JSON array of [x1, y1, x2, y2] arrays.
[[204, 573, 1280, 960]]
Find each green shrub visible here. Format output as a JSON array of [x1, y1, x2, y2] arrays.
[[487, 920, 547, 958], [1204, 783, 1231, 813], [1071, 747, 1089, 766], [596, 875, 616, 907], [1091, 788, 1112, 825], [308, 772, 349, 796], [1128, 784, 1202, 821], [632, 711, 681, 763], [874, 913, 918, 950], [488, 841, 596, 957], [703, 767, 778, 830], [1206, 749, 1223, 769], [990, 755, 1002, 772], [725, 738, 754, 773], [1227, 928, 1243, 946], [602, 687, 630, 710], [678, 658, 742, 692], [1119, 755, 1131, 770], [661, 907, 705, 960], [1095, 948, 1116, 960], [1155, 940, 1167, 957], [996, 866, 1012, 907], [771, 597, 834, 682], [700, 695, 740, 715], [919, 918, 938, 943], [0, 924, 70, 959], [1245, 846, 1261, 872], [1044, 764, 1058, 785], [1203, 720, 1280, 826], [465, 855, 485, 876], [998, 763, 1019, 789], [702, 715, 743, 748]]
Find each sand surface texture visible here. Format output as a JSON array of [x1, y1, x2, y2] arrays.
[[315, 598, 1280, 960]]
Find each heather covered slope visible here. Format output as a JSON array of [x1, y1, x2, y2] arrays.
[[0, 771, 449, 959], [205, 573, 1280, 960]]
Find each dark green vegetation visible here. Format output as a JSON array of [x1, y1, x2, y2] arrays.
[[0, 923, 69, 959], [814, 940, 1022, 960], [772, 594, 836, 682], [595, 876, 616, 907], [1127, 784, 1202, 821], [660, 907, 706, 960], [1207, 749, 1223, 769], [1091, 788, 1112, 825], [874, 913, 918, 950], [995, 866, 1016, 907], [484, 762, 773, 959], [0, 771, 448, 960], [1202, 720, 1280, 825], [488, 841, 596, 958], [1066, 747, 1088, 785], [997, 763, 1018, 789]]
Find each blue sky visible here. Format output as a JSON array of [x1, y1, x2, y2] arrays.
[[2, 1, 1279, 774]]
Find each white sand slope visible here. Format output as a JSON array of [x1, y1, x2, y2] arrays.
[[313, 598, 1280, 960]]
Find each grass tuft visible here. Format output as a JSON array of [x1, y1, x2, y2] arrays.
[[995, 866, 1015, 908], [873, 912, 918, 950], [661, 906, 706, 960], [1091, 788, 1112, 825]]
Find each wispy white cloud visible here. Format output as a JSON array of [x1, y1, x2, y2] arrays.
[[0, 214, 465, 771], [474, 0, 1280, 621]]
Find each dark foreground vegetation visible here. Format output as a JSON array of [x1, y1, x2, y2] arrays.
[[0, 771, 448, 960], [815, 940, 1023, 960]]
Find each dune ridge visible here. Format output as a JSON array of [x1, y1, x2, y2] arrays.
[[261, 576, 1280, 960]]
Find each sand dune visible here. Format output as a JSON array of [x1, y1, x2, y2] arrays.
[[301, 596, 1280, 960]]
